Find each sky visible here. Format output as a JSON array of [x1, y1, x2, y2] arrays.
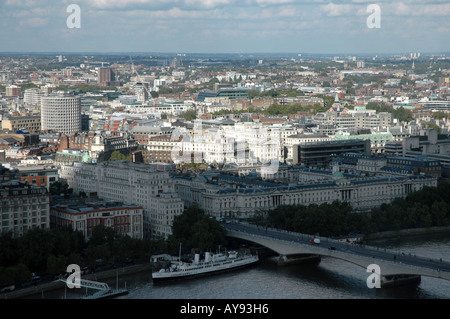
[[0, 0, 449, 55]]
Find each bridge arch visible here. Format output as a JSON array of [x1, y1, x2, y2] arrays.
[[224, 224, 450, 287]]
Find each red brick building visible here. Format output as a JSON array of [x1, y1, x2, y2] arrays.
[[50, 201, 144, 241]]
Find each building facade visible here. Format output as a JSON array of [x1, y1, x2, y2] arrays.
[[68, 160, 184, 238], [1, 116, 41, 133], [41, 93, 81, 134], [0, 167, 50, 237], [173, 170, 437, 219], [50, 200, 144, 241]]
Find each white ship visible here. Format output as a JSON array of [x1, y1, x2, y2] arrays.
[[152, 250, 259, 283]]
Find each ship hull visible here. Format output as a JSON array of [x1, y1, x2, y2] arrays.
[[152, 256, 258, 283]]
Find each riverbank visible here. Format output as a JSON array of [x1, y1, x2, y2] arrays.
[[1, 263, 153, 299], [363, 225, 450, 241]]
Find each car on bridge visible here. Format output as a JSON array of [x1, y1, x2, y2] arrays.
[[311, 238, 321, 244]]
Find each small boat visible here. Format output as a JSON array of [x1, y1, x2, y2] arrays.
[[152, 250, 259, 283]]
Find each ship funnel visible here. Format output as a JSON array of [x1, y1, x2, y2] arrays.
[[205, 252, 211, 262], [194, 254, 200, 264]]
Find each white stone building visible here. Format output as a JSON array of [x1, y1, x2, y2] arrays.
[[173, 170, 437, 219], [69, 160, 183, 238]]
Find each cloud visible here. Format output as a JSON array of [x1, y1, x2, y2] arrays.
[[19, 17, 48, 27], [320, 3, 357, 16], [0, 0, 448, 53]]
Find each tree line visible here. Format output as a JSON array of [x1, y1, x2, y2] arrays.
[[0, 205, 225, 289], [0, 225, 167, 289], [251, 180, 450, 238]]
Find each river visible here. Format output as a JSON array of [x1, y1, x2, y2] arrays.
[[27, 231, 450, 300]]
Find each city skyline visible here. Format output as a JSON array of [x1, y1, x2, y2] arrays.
[[1, 0, 449, 55]]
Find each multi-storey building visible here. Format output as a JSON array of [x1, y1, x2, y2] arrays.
[[41, 92, 81, 134], [149, 192, 184, 238], [292, 139, 371, 167], [98, 67, 118, 87], [23, 88, 44, 107], [131, 125, 174, 145], [173, 169, 437, 219], [0, 166, 50, 237], [284, 133, 332, 163], [313, 108, 392, 131], [50, 200, 144, 241], [5, 85, 21, 97], [57, 131, 138, 163], [1, 115, 41, 133], [14, 165, 59, 191], [143, 135, 181, 163], [68, 160, 184, 238], [334, 129, 395, 154]]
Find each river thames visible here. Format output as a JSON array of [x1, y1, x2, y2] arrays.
[[33, 231, 450, 300]]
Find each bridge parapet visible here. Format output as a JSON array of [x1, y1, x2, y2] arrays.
[[224, 223, 450, 282]]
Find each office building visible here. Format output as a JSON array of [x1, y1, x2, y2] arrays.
[[1, 115, 41, 133], [67, 160, 184, 238], [173, 169, 437, 219], [292, 139, 371, 167], [41, 92, 81, 134], [98, 67, 118, 87], [50, 200, 144, 241], [5, 85, 21, 97], [0, 166, 50, 237]]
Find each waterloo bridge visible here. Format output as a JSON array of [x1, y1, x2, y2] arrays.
[[222, 222, 450, 287]]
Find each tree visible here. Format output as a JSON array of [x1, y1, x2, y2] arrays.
[[180, 110, 197, 121], [17, 228, 56, 272], [0, 264, 31, 287], [171, 205, 226, 252], [49, 181, 73, 196], [88, 224, 116, 247], [150, 91, 159, 98], [0, 232, 19, 268], [47, 255, 68, 277], [108, 150, 132, 162]]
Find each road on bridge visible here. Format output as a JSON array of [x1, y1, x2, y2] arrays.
[[222, 221, 450, 275]]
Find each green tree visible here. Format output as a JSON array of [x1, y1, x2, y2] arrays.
[[180, 110, 197, 121], [17, 228, 56, 272], [108, 150, 132, 161], [0, 264, 31, 287], [47, 255, 68, 277], [171, 205, 227, 252], [49, 181, 73, 196], [0, 232, 19, 268], [150, 91, 159, 98]]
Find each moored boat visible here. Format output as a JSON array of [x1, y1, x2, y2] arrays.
[[152, 250, 258, 283]]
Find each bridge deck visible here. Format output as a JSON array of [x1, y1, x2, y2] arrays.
[[223, 222, 450, 280]]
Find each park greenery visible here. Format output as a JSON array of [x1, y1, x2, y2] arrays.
[[365, 101, 413, 122]]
